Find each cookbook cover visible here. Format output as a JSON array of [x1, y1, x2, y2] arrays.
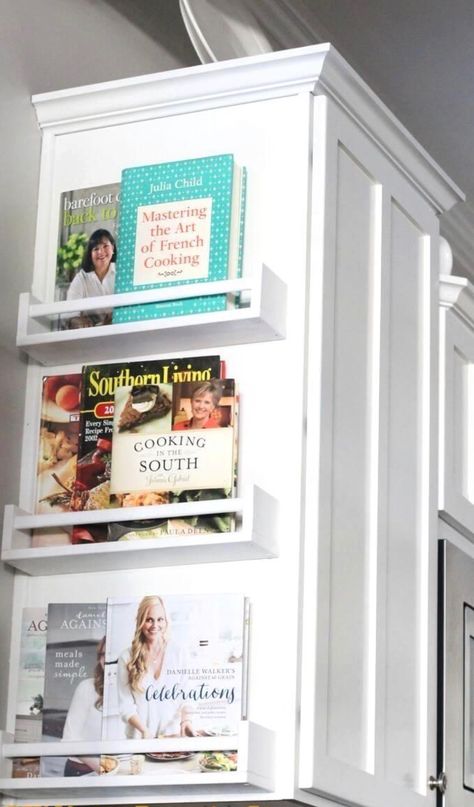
[[72, 356, 222, 512], [14, 607, 48, 743], [55, 182, 120, 302], [102, 593, 247, 742], [112, 154, 246, 324], [40, 602, 106, 777], [35, 373, 82, 515], [110, 379, 237, 510], [12, 608, 48, 779]]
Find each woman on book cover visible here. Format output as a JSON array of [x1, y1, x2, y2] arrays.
[[61, 636, 106, 776], [116, 595, 195, 739], [66, 228, 116, 328], [173, 381, 223, 431]]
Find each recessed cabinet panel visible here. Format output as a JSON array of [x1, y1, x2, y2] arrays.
[[384, 202, 428, 788], [326, 147, 377, 768], [439, 283, 474, 540]]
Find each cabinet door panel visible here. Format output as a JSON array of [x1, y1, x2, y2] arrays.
[[384, 203, 428, 788], [439, 299, 474, 537], [325, 145, 375, 768], [439, 533, 474, 807], [297, 95, 438, 807]]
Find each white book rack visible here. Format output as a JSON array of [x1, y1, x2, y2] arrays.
[[0, 722, 275, 804], [17, 267, 286, 365], [1, 486, 278, 575]]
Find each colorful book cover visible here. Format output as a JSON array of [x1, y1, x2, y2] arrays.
[[112, 154, 246, 324], [30, 524, 108, 547], [14, 607, 48, 744], [40, 602, 107, 777], [55, 183, 120, 302], [12, 608, 48, 779], [11, 756, 41, 779], [35, 373, 82, 514], [106, 491, 234, 541], [102, 593, 247, 742], [71, 356, 222, 512], [109, 379, 237, 513]]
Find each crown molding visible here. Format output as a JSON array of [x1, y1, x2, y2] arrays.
[[32, 44, 463, 213], [439, 274, 474, 330], [32, 45, 328, 131]]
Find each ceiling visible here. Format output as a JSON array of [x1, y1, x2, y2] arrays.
[[104, 0, 474, 278]]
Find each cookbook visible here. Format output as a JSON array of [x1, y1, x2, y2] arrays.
[[102, 593, 248, 741]]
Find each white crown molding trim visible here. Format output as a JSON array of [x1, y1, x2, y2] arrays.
[[310, 47, 463, 214], [32, 44, 463, 213], [440, 274, 474, 329], [31, 44, 330, 130]]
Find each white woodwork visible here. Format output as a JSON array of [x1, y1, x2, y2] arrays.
[[439, 275, 474, 540], [0, 723, 275, 804], [439, 237, 454, 275], [4, 71, 313, 804], [2, 726, 248, 757], [2, 486, 278, 575], [0, 45, 465, 807], [297, 92, 443, 807], [17, 267, 287, 365]]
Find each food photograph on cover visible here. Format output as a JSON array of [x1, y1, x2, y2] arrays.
[[71, 356, 222, 514], [109, 378, 237, 534], [35, 373, 82, 515]]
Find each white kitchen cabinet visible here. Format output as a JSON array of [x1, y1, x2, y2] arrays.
[[0, 45, 463, 807], [436, 276, 474, 806], [439, 274, 474, 539]]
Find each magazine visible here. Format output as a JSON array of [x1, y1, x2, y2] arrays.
[[71, 356, 222, 514]]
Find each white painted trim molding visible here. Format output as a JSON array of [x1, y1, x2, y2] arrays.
[[32, 45, 463, 214], [440, 274, 474, 330]]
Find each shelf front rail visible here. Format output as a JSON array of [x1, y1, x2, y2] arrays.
[[0, 722, 275, 800], [2, 485, 279, 575], [16, 266, 287, 365]]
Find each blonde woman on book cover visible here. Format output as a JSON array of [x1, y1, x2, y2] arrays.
[[66, 228, 116, 329], [116, 595, 195, 739], [173, 381, 223, 431]]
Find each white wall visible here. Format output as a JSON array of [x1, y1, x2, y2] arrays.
[[0, 0, 196, 728]]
